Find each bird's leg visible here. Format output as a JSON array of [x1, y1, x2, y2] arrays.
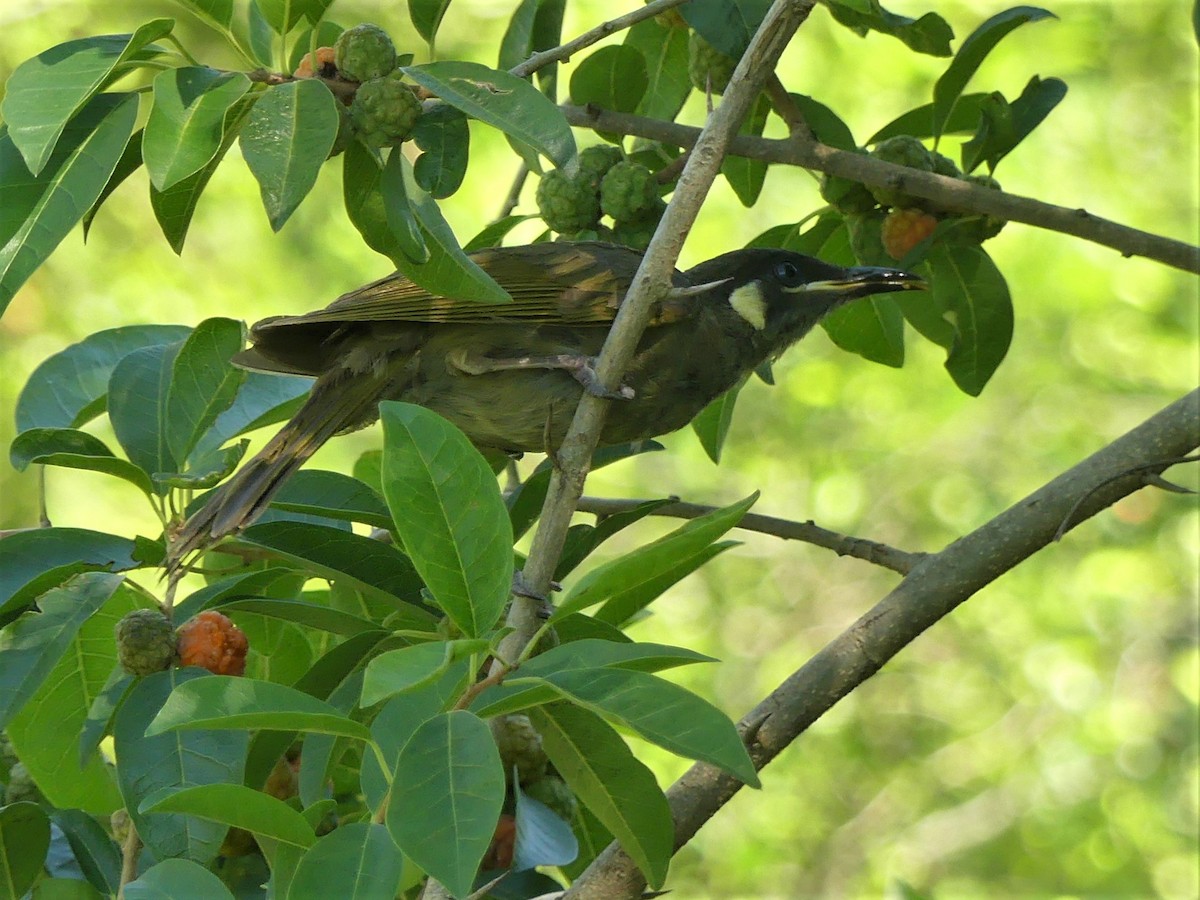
[[447, 349, 635, 400]]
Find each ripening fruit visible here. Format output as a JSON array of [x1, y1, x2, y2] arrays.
[[334, 23, 398, 83], [115, 608, 177, 676], [882, 208, 939, 259], [176, 610, 249, 676], [293, 46, 337, 80]]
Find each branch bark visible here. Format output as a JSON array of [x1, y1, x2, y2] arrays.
[[564, 389, 1200, 899], [561, 104, 1200, 275]]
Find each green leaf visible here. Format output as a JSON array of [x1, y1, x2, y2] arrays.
[[288, 22, 346, 71], [0, 803, 51, 899], [79, 667, 134, 767], [154, 440, 248, 490], [570, 45, 648, 114], [387, 711, 504, 898], [681, 0, 771, 58], [932, 6, 1056, 139], [513, 778, 578, 869], [380, 149, 430, 264], [257, 0, 328, 33], [544, 668, 759, 786], [823, 0, 953, 56], [824, 294, 906, 367], [288, 823, 405, 900], [240, 79, 340, 230], [361, 640, 489, 707], [165, 318, 246, 465], [107, 340, 181, 483], [379, 403, 514, 637], [411, 105, 470, 199], [690, 380, 745, 464], [218, 598, 382, 637], [464, 214, 535, 251], [175, 1, 234, 30], [190, 370, 311, 460], [51, 808, 122, 896], [866, 93, 990, 144], [151, 97, 254, 253], [409, 0, 454, 46], [790, 93, 857, 150], [721, 93, 771, 207], [113, 669, 247, 866], [529, 704, 671, 887], [0, 92, 138, 317], [266, 470, 393, 530], [144, 67, 251, 190], [626, 19, 691, 122], [926, 242, 1012, 395], [0, 21, 171, 174], [145, 675, 374, 741], [556, 499, 674, 579], [9, 428, 154, 494], [0, 528, 139, 622], [141, 783, 315, 848], [557, 493, 757, 621], [233, 521, 433, 624], [342, 143, 510, 303], [82, 128, 144, 238], [961, 76, 1067, 173], [404, 61, 575, 166], [124, 859, 235, 900], [0, 572, 123, 732]]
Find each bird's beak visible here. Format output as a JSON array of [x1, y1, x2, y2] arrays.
[[802, 266, 927, 297]]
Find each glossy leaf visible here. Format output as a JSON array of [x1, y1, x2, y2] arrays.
[[79, 667, 134, 767], [0, 528, 139, 621], [530, 703, 671, 887], [545, 668, 759, 786], [191, 370, 311, 459], [379, 402, 514, 637], [926, 242, 1012, 395], [176, 0, 234, 29], [265, 470, 393, 530], [513, 779, 578, 870], [824, 0, 953, 56], [124, 859, 235, 900], [165, 318, 246, 465], [240, 79, 340, 230], [410, 0, 454, 46], [867, 93, 991, 144], [722, 93, 771, 207], [257, 0, 332, 33], [0, 92, 138, 317], [626, 19, 691, 122], [380, 149, 430, 264], [145, 675, 373, 741], [961, 76, 1067, 173], [361, 640, 488, 706], [288, 823, 404, 900], [464, 214, 535, 251], [107, 341, 181, 482], [557, 493, 757, 620], [141, 783, 315, 848], [144, 67, 250, 190], [932, 6, 1056, 139], [82, 128, 144, 238], [680, 0, 770, 59], [9, 428, 154, 494], [151, 97, 254, 253], [570, 45, 647, 114], [51, 808, 122, 896], [555, 499, 674, 579], [690, 379, 746, 464], [387, 711, 504, 898], [411, 104, 470, 199], [404, 61, 575, 166], [113, 669, 247, 866], [0, 803, 51, 899], [0, 21, 170, 174], [790, 93, 857, 150]]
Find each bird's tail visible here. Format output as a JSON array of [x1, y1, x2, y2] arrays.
[[166, 371, 383, 574]]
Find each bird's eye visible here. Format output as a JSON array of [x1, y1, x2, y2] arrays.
[[773, 261, 801, 284]]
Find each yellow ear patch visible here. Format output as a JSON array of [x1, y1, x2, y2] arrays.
[[728, 281, 767, 330]]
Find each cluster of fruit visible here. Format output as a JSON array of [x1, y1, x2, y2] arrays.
[[294, 23, 422, 150], [536, 145, 668, 249], [115, 607, 249, 677], [822, 135, 1006, 262]]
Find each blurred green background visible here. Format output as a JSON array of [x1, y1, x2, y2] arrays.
[[1, 1, 1197, 896]]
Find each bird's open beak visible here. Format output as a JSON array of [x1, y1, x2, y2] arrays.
[[803, 266, 927, 297]]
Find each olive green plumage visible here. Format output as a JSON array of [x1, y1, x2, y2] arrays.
[[170, 242, 923, 567]]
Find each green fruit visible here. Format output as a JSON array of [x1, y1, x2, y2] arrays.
[[845, 210, 891, 267], [576, 145, 624, 193], [334, 23, 398, 83], [931, 150, 961, 179], [4, 763, 42, 805], [555, 225, 614, 244], [350, 72, 422, 148], [688, 32, 737, 94], [612, 197, 666, 250], [536, 169, 602, 234], [600, 161, 659, 222], [115, 608, 177, 676], [524, 775, 577, 822], [947, 173, 1006, 242], [868, 135, 934, 209], [820, 172, 878, 214], [494, 715, 548, 785]]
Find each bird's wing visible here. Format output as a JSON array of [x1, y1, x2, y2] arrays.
[[252, 243, 694, 335]]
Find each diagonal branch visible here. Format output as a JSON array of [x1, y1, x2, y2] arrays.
[[561, 104, 1200, 274], [564, 388, 1200, 899]]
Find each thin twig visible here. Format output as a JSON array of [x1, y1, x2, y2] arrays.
[[116, 821, 141, 899], [1053, 454, 1200, 540], [509, 0, 692, 79], [561, 104, 1200, 274], [575, 496, 925, 574], [497, 165, 530, 220]]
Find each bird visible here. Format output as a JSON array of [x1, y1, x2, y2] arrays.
[[168, 241, 925, 569]]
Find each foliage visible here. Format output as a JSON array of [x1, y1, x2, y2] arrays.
[[0, 0, 1195, 898]]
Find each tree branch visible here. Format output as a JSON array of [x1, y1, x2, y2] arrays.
[[509, 0, 692, 79], [565, 389, 1200, 898], [495, 0, 820, 666], [575, 495, 924, 574], [561, 104, 1200, 275]]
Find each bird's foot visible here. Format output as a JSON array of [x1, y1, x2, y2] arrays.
[[512, 571, 558, 619], [448, 349, 634, 400]]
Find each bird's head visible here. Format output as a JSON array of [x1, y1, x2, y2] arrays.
[[684, 249, 927, 347]]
